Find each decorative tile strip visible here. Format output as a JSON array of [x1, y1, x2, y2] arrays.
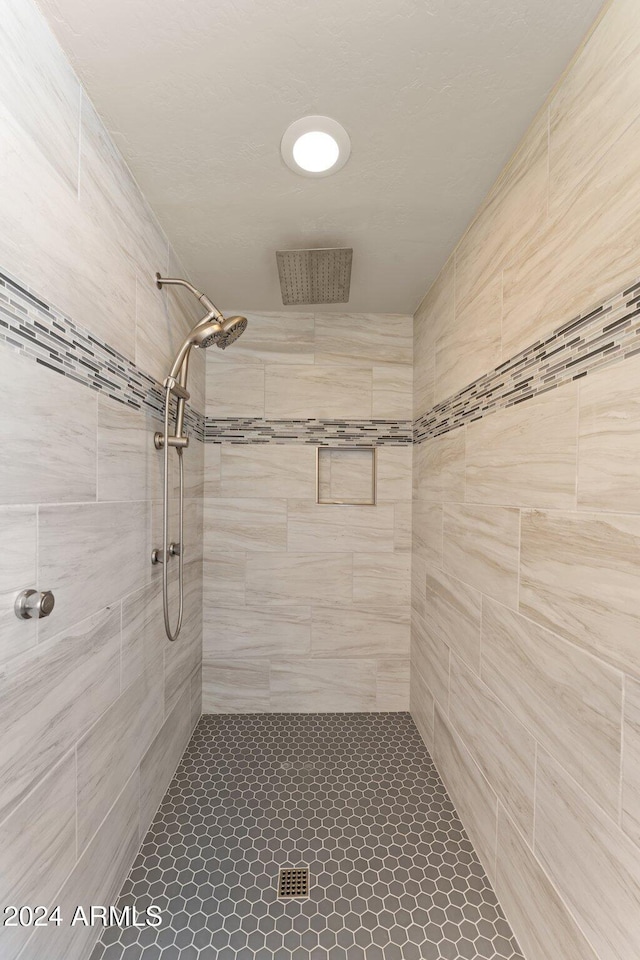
[[414, 277, 640, 443], [0, 268, 205, 441], [205, 417, 413, 445]]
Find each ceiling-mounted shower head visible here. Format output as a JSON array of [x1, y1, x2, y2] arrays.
[[276, 248, 352, 305]]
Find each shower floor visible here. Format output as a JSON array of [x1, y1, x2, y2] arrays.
[[91, 713, 523, 960]]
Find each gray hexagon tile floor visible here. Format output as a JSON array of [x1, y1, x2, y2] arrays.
[[90, 713, 524, 960]]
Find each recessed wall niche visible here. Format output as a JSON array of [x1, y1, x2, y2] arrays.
[[316, 447, 376, 505]]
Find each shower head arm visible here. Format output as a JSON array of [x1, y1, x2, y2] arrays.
[[155, 274, 224, 320]]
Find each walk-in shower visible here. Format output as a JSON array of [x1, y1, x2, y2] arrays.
[[152, 274, 247, 640]]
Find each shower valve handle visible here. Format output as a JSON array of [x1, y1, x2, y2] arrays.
[[15, 589, 55, 620]]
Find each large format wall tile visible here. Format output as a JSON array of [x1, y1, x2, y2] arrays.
[[270, 659, 377, 712], [376, 446, 413, 502], [19, 770, 140, 960], [424, 565, 482, 673], [0, 605, 120, 824], [495, 806, 598, 960], [520, 509, 640, 676], [376, 659, 410, 709], [443, 503, 519, 608], [413, 429, 465, 502], [535, 749, 640, 960], [412, 501, 443, 567], [449, 655, 536, 842], [204, 605, 312, 659], [311, 605, 409, 659], [204, 497, 287, 552], [622, 675, 640, 845], [0, 752, 76, 959], [0, 346, 97, 504], [413, 256, 453, 418], [410, 611, 450, 713], [372, 363, 413, 418], [219, 444, 316, 499], [482, 597, 623, 820], [466, 385, 578, 509], [265, 364, 372, 419], [37, 500, 149, 641], [247, 552, 353, 605], [202, 660, 270, 713], [433, 707, 498, 883], [0, 505, 37, 663], [578, 351, 640, 513], [314, 314, 412, 367], [140, 688, 193, 835], [288, 500, 395, 553], [97, 397, 163, 502], [352, 552, 410, 609], [207, 312, 314, 365], [205, 360, 265, 417], [410, 661, 435, 750]]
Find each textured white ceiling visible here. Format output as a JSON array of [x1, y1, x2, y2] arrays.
[[38, 0, 603, 313]]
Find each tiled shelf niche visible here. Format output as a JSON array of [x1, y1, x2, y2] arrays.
[[316, 446, 376, 505]]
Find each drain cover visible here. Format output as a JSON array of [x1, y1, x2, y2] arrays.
[[278, 867, 309, 899]]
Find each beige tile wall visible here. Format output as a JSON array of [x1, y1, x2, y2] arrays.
[[0, 2, 204, 957], [203, 313, 413, 712], [412, 2, 640, 957]]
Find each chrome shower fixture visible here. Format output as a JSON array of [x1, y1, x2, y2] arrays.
[[153, 274, 247, 641]]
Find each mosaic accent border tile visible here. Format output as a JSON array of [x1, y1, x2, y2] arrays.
[[414, 277, 640, 443], [204, 416, 413, 446], [0, 268, 205, 441]]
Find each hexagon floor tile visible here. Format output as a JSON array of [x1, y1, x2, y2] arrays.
[[90, 713, 524, 960]]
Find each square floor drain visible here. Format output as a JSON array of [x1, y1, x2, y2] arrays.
[[278, 868, 309, 899]]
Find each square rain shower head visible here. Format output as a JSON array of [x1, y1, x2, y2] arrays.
[[276, 248, 353, 305]]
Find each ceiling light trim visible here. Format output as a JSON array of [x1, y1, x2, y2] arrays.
[[281, 115, 351, 178]]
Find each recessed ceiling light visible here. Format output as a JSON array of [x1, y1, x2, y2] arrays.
[[281, 116, 351, 178]]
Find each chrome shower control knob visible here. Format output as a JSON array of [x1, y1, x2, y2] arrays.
[[15, 589, 55, 620]]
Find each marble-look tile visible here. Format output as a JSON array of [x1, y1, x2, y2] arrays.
[[372, 363, 413, 418], [19, 770, 140, 960], [435, 273, 502, 405], [97, 397, 163, 502], [0, 0, 80, 191], [311, 605, 409, 658], [140, 688, 193, 835], [0, 752, 76, 959], [204, 443, 221, 497], [0, 604, 120, 824], [413, 256, 454, 418], [520, 509, 640, 675], [204, 497, 287, 552], [376, 659, 410, 710], [164, 558, 202, 715], [270, 659, 377, 712], [121, 579, 163, 687], [352, 552, 411, 609], [535, 748, 640, 960], [482, 597, 623, 820], [376, 446, 413, 502], [449, 655, 536, 842], [466, 384, 578, 509], [219, 444, 316, 499], [76, 669, 163, 853], [203, 552, 246, 607], [412, 501, 443, 567], [410, 662, 435, 750], [578, 351, 640, 513], [548, 0, 640, 215], [265, 364, 372, 419], [314, 313, 412, 367], [206, 312, 314, 365], [190, 664, 203, 730], [495, 806, 598, 960], [443, 503, 519, 608], [37, 500, 149, 641], [288, 500, 394, 553], [454, 110, 548, 317], [413, 428, 465, 502], [204, 604, 311, 659], [205, 360, 265, 417], [434, 706, 498, 883], [317, 448, 376, 504], [424, 565, 482, 673], [202, 660, 270, 713], [410, 552, 427, 622], [393, 502, 412, 553], [183, 437, 205, 501], [0, 345, 97, 505], [0, 505, 37, 663], [411, 611, 450, 713], [622, 675, 640, 846], [246, 552, 352, 605]]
